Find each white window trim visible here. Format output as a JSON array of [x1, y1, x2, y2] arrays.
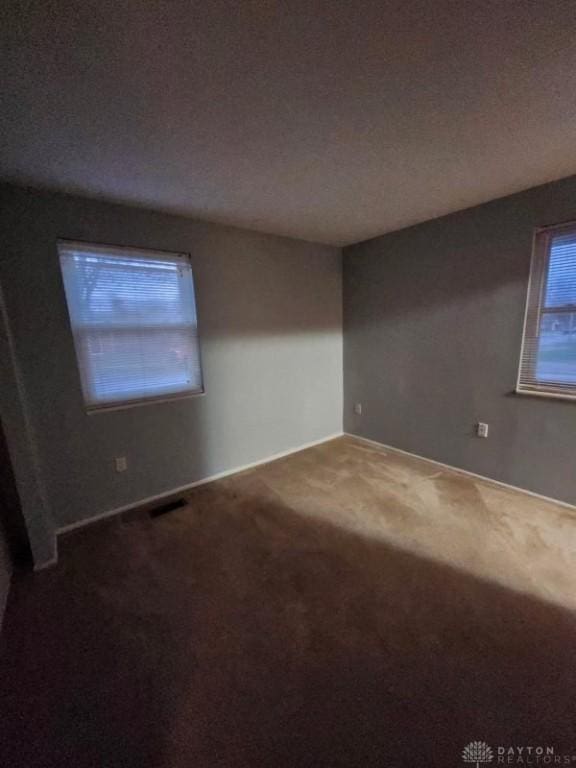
[[86, 389, 205, 416], [516, 221, 576, 402], [58, 239, 205, 413]]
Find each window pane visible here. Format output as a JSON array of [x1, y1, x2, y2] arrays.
[[544, 232, 576, 309], [59, 241, 203, 408], [79, 328, 202, 403], [67, 256, 197, 327], [536, 312, 576, 384]]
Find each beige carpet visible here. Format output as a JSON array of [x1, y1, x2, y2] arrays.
[[1, 435, 576, 767]]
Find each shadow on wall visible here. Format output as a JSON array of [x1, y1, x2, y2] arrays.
[[343, 198, 536, 332], [1, 481, 575, 767], [0, 281, 54, 566], [342, 177, 576, 505], [0, 419, 32, 567]]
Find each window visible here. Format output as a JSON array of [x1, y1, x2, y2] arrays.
[[517, 223, 576, 399], [58, 240, 203, 411]]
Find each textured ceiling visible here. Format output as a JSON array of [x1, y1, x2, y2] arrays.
[[2, 0, 576, 245]]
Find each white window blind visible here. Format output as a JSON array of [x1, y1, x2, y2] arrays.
[[517, 223, 576, 399], [58, 241, 203, 410]]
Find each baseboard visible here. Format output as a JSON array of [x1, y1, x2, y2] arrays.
[[31, 531, 59, 571], [34, 555, 58, 572], [55, 432, 344, 544], [346, 432, 576, 513]]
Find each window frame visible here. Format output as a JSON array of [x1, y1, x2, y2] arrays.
[[516, 221, 576, 402], [58, 239, 205, 414]]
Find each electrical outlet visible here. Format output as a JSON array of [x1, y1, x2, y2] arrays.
[[476, 422, 489, 439], [354, 402, 362, 416], [115, 456, 128, 473]]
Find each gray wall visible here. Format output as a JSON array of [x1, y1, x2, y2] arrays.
[[344, 175, 576, 505], [0, 184, 342, 557], [0, 284, 54, 565]]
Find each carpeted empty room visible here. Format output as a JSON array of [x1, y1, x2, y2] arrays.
[[2, 2, 576, 766]]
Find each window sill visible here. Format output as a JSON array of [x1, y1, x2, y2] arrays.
[[513, 388, 576, 403], [86, 389, 205, 415]]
